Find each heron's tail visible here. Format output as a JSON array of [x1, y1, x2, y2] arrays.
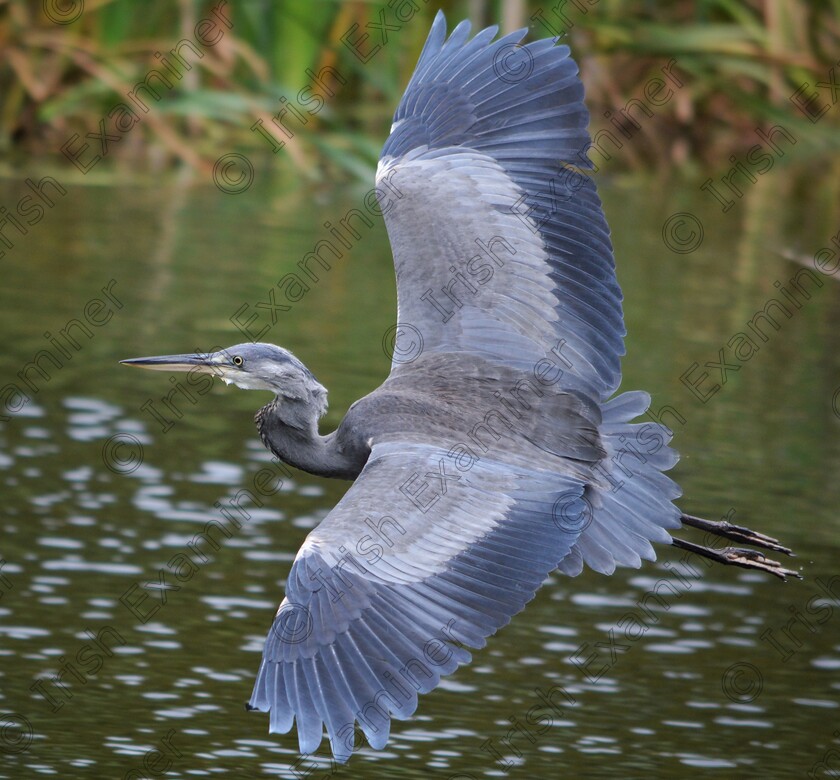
[[557, 390, 681, 576], [556, 390, 799, 580]]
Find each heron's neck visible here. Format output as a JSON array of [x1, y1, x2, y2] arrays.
[[255, 397, 363, 480]]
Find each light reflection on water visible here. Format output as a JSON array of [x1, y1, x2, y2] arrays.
[[0, 169, 838, 779]]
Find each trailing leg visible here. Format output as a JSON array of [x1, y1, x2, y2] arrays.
[[672, 514, 800, 581], [679, 513, 794, 555]]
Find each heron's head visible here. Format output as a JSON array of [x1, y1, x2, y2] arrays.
[[121, 342, 328, 416]]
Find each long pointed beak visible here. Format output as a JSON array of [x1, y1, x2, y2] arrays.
[[120, 353, 220, 373]]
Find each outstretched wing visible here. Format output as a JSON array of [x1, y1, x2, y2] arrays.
[[248, 441, 589, 761], [378, 12, 623, 400]]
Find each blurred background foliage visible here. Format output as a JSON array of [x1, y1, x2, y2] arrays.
[[1, 0, 839, 181]]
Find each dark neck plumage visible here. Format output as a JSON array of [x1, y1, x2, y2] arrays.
[[255, 396, 364, 480]]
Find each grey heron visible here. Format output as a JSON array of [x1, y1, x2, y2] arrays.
[[122, 12, 799, 763]]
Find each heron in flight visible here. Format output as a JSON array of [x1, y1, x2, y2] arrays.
[[123, 13, 798, 763]]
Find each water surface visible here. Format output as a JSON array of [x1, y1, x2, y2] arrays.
[[1, 161, 839, 779]]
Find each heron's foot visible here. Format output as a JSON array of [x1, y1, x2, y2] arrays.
[[680, 513, 793, 556], [671, 537, 801, 581]]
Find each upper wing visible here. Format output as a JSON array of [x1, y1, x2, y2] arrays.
[[377, 13, 624, 400], [247, 440, 589, 761]]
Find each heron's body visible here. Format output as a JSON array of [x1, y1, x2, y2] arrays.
[[257, 352, 603, 481], [123, 13, 798, 763]]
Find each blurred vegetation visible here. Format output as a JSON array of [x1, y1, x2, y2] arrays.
[[1, 0, 839, 181]]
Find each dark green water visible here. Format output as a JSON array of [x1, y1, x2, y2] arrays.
[[1, 160, 839, 779]]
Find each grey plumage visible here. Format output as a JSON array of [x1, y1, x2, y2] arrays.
[[122, 11, 798, 764]]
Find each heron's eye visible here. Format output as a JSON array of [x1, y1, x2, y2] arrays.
[[233, 356, 243, 366]]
